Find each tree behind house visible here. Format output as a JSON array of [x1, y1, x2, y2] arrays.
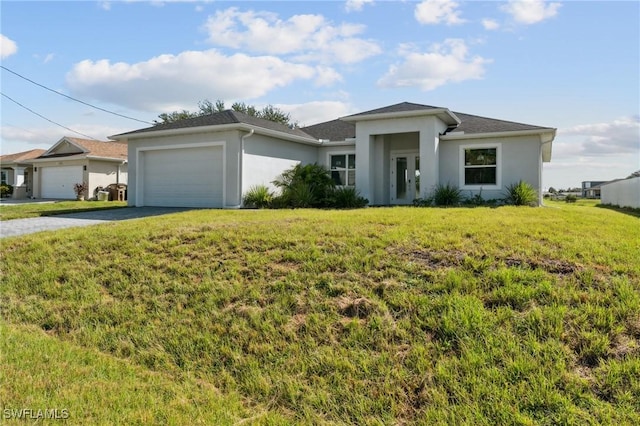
[[154, 99, 294, 127]]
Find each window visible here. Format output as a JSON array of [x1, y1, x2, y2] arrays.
[[460, 144, 501, 189], [330, 153, 356, 186], [0, 170, 7, 185]]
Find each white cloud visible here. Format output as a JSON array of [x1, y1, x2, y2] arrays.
[[415, 0, 466, 25], [314, 66, 344, 87], [0, 34, 18, 59], [558, 116, 640, 156], [65, 49, 322, 112], [501, 0, 561, 25], [203, 8, 381, 64], [482, 19, 500, 30], [276, 101, 356, 127], [377, 39, 491, 91], [98, 1, 111, 11], [345, 0, 374, 13], [1, 123, 128, 148]]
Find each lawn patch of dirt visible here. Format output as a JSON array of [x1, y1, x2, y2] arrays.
[[394, 247, 581, 276], [336, 296, 376, 319]]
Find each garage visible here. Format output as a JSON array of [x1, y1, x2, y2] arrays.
[[41, 165, 83, 199], [141, 145, 224, 207]]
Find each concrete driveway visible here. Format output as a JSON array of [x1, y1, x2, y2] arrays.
[[0, 207, 193, 238]]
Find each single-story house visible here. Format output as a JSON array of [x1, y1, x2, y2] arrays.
[[581, 180, 608, 198], [28, 137, 128, 200], [111, 102, 556, 208], [0, 149, 46, 199]]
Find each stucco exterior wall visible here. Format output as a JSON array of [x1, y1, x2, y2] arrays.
[[439, 134, 541, 201], [125, 129, 241, 207], [601, 177, 640, 208], [242, 134, 318, 200], [88, 160, 128, 199]]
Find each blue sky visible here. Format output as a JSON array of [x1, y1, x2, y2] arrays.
[[1, 0, 638, 189]]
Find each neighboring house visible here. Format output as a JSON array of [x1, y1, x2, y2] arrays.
[[111, 102, 556, 208], [0, 149, 46, 199], [601, 174, 640, 209], [581, 180, 608, 198], [29, 137, 128, 199]]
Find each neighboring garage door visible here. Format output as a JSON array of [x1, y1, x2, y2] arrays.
[[41, 166, 83, 199], [141, 146, 224, 207]]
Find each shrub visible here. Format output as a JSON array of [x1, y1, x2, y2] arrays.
[[331, 187, 368, 209], [288, 182, 316, 208], [565, 194, 578, 203], [242, 185, 273, 208], [1, 184, 13, 198], [504, 180, 538, 206], [433, 183, 462, 206], [465, 189, 485, 206], [413, 197, 433, 207], [272, 163, 334, 208]]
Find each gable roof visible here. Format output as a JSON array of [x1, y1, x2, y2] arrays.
[[113, 110, 317, 142], [64, 138, 128, 160], [0, 149, 46, 165], [345, 102, 445, 117], [341, 102, 460, 126], [37, 137, 127, 161]]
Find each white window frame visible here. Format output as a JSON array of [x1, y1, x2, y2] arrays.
[[327, 151, 356, 187], [459, 143, 501, 190]]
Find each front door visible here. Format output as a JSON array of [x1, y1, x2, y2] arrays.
[[390, 152, 420, 204]]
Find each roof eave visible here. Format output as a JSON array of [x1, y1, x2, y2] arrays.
[[28, 154, 87, 163], [441, 128, 556, 141], [341, 108, 461, 126], [86, 155, 128, 163], [112, 123, 320, 145]]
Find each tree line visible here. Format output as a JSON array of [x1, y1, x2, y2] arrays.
[[155, 99, 295, 127]]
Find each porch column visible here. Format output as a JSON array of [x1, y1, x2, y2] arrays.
[[11, 166, 26, 186], [11, 166, 27, 199], [418, 120, 440, 198], [355, 132, 375, 204]]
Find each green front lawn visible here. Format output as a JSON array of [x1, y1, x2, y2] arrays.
[[1, 203, 639, 424], [0, 200, 127, 221]]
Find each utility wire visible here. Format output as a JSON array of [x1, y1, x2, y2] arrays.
[[1, 92, 99, 140], [0, 65, 153, 125]]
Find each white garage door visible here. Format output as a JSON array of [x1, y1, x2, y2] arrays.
[[142, 146, 224, 207], [41, 166, 83, 199]]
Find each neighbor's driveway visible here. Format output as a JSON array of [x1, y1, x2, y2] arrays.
[[0, 207, 192, 238]]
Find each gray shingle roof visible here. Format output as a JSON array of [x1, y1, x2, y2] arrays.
[[115, 110, 315, 140], [300, 119, 355, 141], [448, 112, 553, 135], [344, 102, 444, 118], [114, 102, 554, 143]]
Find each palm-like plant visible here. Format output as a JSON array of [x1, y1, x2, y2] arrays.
[[503, 180, 538, 206], [272, 163, 334, 208]]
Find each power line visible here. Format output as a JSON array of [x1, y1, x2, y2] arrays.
[[1, 92, 99, 140], [0, 65, 153, 125]]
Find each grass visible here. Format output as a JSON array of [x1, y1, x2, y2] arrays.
[[0, 200, 127, 221], [1, 200, 639, 424]]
